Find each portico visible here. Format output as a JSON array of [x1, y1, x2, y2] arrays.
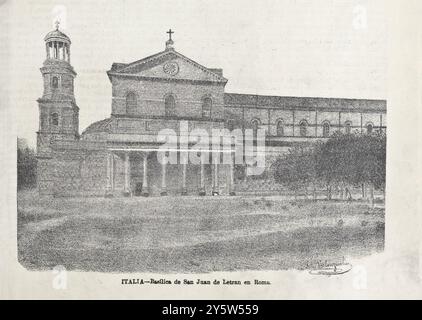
[[104, 148, 236, 197]]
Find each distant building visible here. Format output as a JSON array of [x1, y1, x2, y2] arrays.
[[36, 26, 386, 197]]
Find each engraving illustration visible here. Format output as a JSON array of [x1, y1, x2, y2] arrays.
[[17, 14, 386, 274]]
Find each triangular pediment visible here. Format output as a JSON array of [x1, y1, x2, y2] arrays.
[[107, 50, 227, 83]]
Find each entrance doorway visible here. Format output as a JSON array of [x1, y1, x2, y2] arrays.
[[134, 182, 143, 196]]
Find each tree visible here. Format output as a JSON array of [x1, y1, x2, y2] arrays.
[[315, 132, 360, 200], [273, 131, 386, 205], [354, 131, 386, 207], [273, 143, 317, 200], [17, 138, 37, 190], [315, 131, 386, 205]]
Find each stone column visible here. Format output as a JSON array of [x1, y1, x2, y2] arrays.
[[199, 153, 206, 196], [160, 160, 167, 196], [62, 43, 66, 60], [46, 43, 50, 59], [362, 183, 366, 200], [212, 160, 219, 195], [229, 152, 236, 196], [182, 160, 187, 195], [142, 153, 149, 197], [292, 110, 295, 136], [111, 154, 115, 191], [105, 152, 114, 197], [54, 42, 58, 58], [123, 152, 131, 196], [314, 109, 318, 136]]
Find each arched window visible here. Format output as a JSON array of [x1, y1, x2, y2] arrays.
[[345, 121, 352, 134], [276, 119, 284, 136], [299, 120, 308, 137], [322, 121, 330, 137], [126, 92, 137, 115], [251, 119, 260, 135], [165, 94, 176, 117], [366, 123, 373, 134], [202, 97, 212, 118], [50, 113, 59, 126], [52, 76, 59, 89], [227, 119, 234, 131]]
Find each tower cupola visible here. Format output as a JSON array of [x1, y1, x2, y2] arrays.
[[44, 21, 71, 62]]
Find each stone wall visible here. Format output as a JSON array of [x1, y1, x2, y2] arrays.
[[224, 103, 386, 137], [233, 146, 289, 195], [37, 140, 108, 197], [111, 77, 225, 120]]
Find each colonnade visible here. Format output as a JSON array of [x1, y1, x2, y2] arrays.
[[105, 151, 236, 197], [46, 41, 70, 62]]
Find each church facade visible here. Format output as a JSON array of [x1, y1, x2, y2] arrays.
[[36, 27, 387, 197]]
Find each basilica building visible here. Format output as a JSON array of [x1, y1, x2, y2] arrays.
[[36, 26, 387, 197]]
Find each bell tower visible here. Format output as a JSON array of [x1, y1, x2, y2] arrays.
[[37, 22, 79, 157]]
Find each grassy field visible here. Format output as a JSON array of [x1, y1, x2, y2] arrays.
[[17, 190, 384, 273]]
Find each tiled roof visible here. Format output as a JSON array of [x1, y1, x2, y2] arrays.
[[224, 93, 386, 111], [81, 118, 112, 136]]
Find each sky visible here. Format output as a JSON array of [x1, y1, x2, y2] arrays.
[[4, 0, 388, 147]]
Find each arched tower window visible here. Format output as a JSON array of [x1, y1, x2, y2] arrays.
[[165, 95, 176, 117], [251, 119, 260, 135], [299, 120, 308, 137], [202, 97, 212, 118], [50, 113, 59, 126], [366, 123, 373, 134], [322, 121, 330, 137], [345, 121, 352, 134], [126, 92, 137, 115], [52, 76, 59, 89], [276, 119, 284, 136]]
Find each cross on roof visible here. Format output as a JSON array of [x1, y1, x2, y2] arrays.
[[55, 20, 60, 30], [166, 29, 174, 41]]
